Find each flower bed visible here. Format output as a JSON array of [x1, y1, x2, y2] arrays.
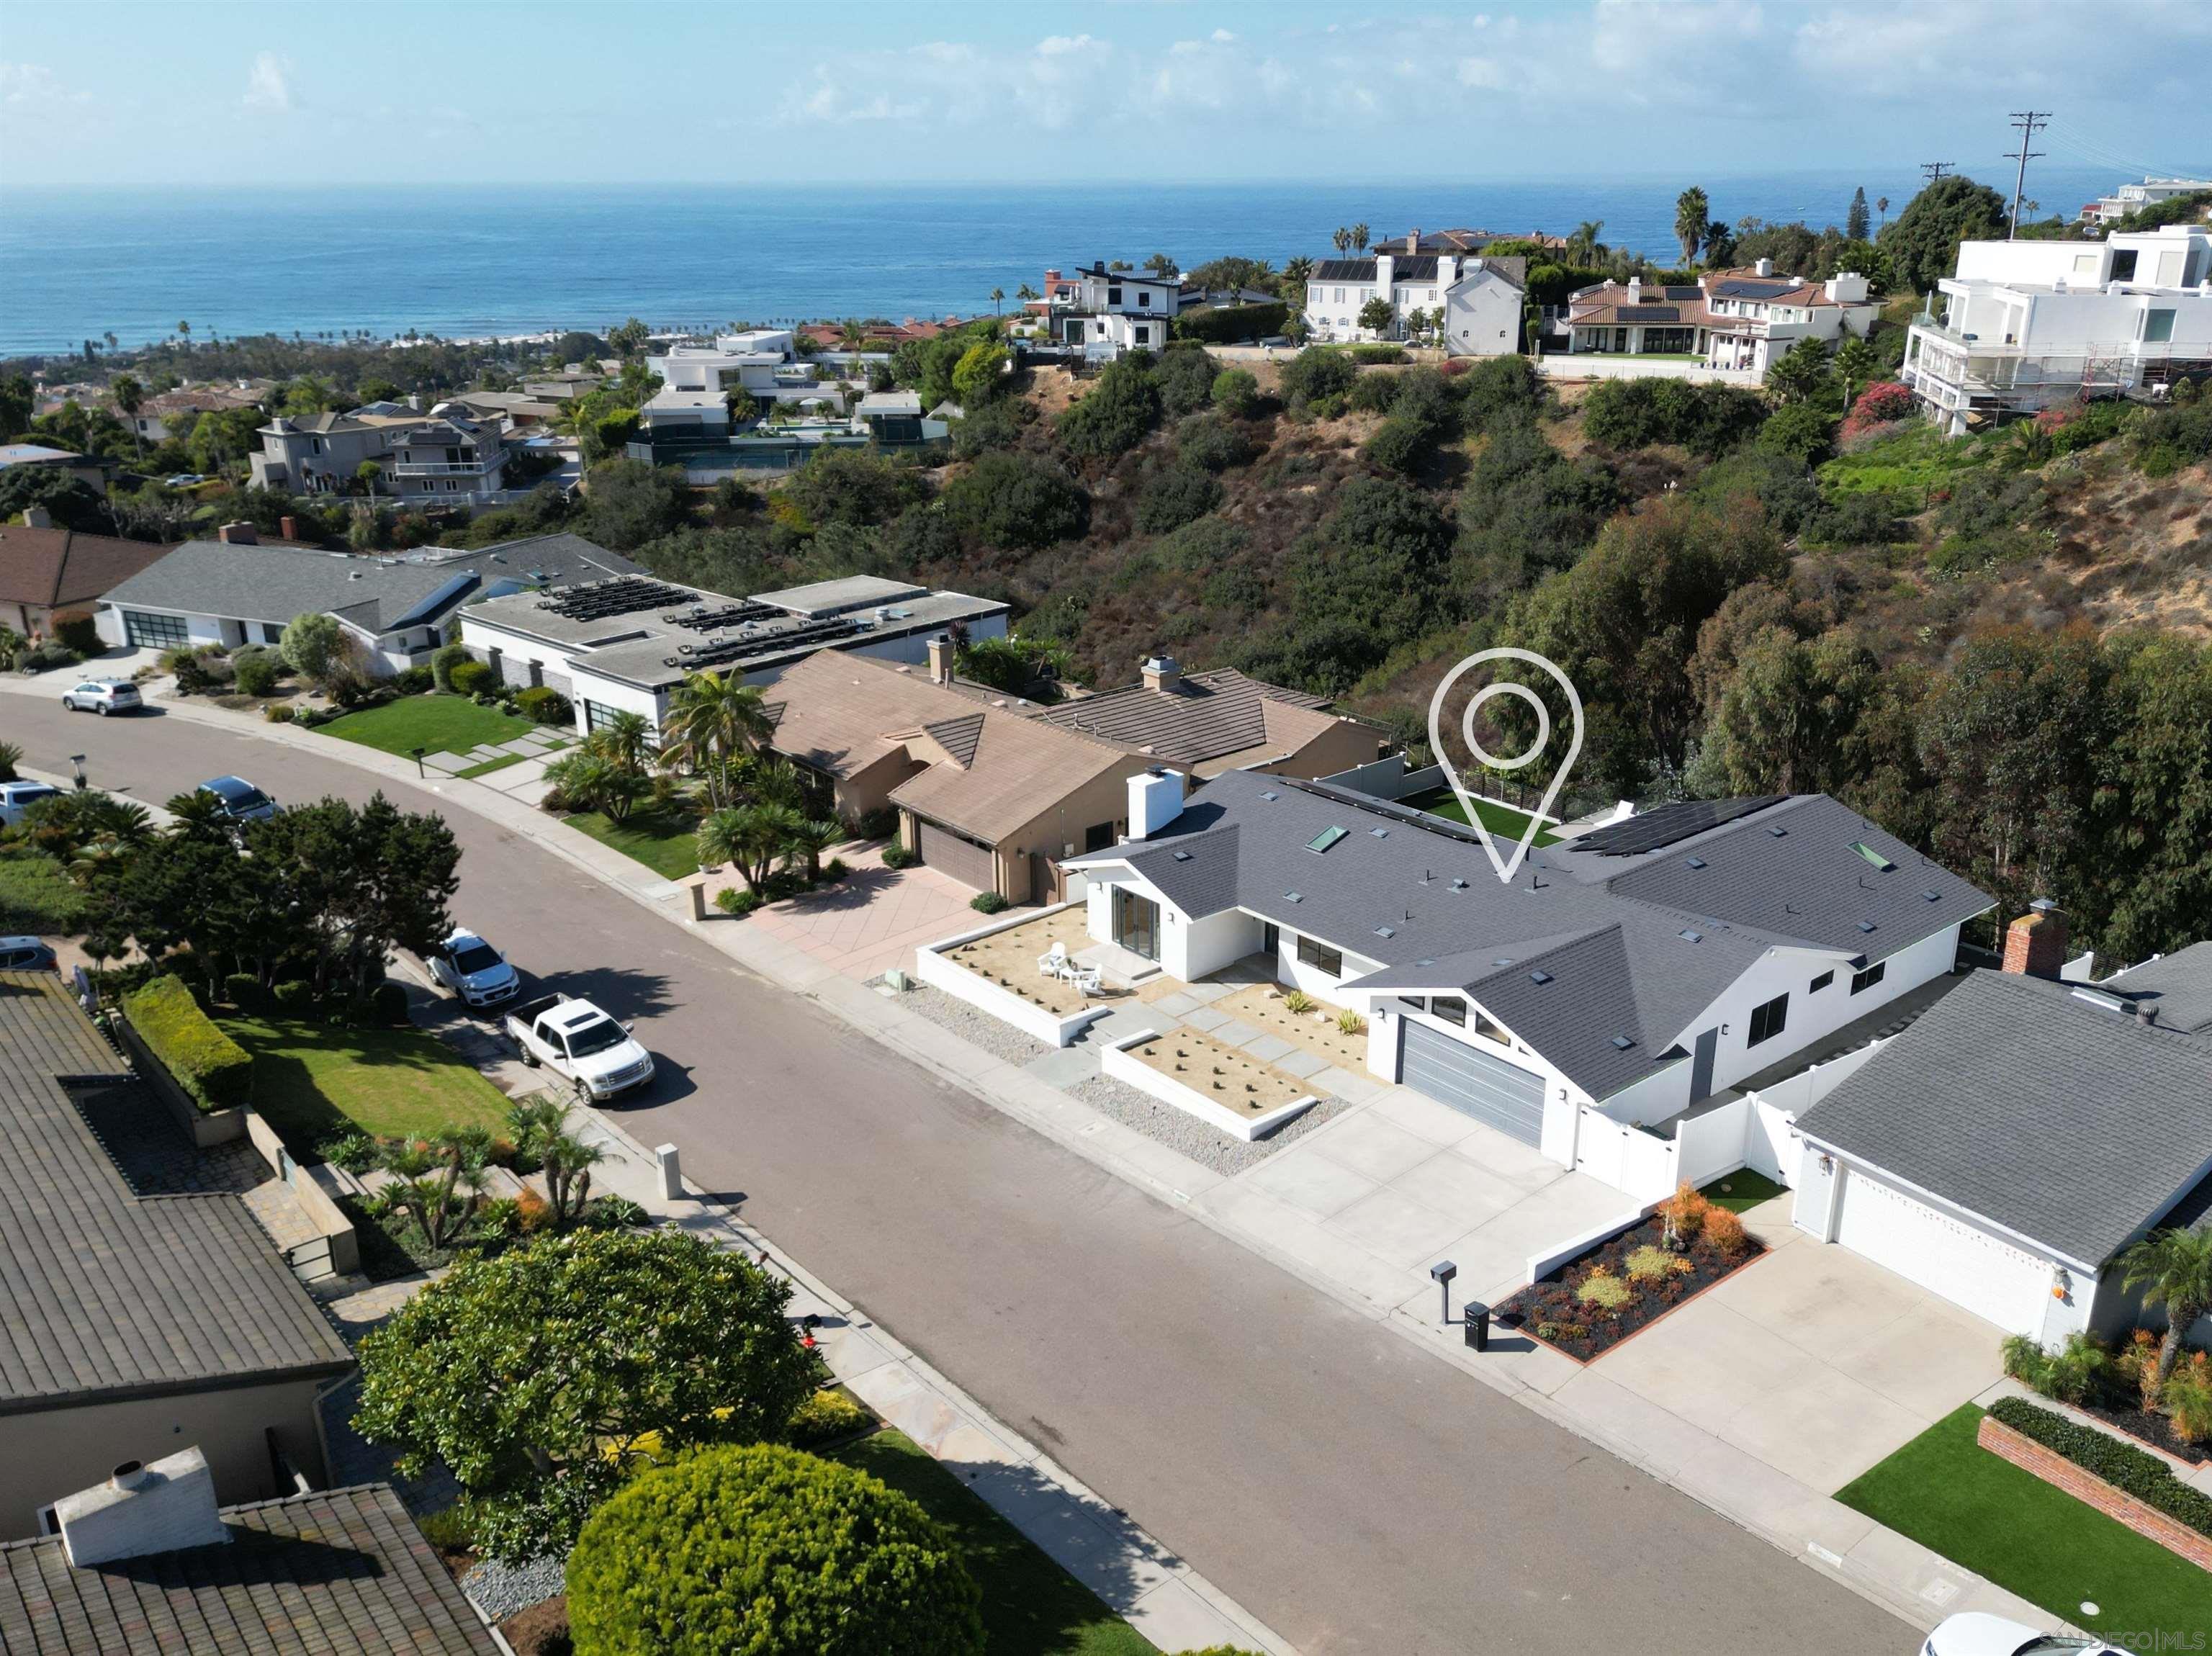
[[1496, 1187, 1763, 1362]]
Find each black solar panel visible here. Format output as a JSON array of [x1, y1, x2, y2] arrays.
[[539, 577, 692, 621], [660, 616, 865, 670], [1568, 796, 1787, 858], [1712, 279, 1797, 300], [1617, 305, 1681, 323], [663, 602, 776, 631]]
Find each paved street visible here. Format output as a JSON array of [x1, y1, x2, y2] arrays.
[[8, 700, 1917, 1655]]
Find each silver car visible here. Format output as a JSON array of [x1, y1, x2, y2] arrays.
[[60, 678, 143, 716]]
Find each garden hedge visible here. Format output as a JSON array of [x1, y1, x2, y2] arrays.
[[565, 1443, 984, 1656], [1986, 1395, 2212, 1537], [448, 659, 496, 696], [50, 610, 101, 655], [122, 973, 251, 1112], [1174, 302, 1287, 344]]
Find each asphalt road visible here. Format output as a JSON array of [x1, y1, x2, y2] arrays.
[[9, 700, 1917, 1655]]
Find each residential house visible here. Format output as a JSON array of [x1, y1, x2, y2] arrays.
[[1556, 260, 1876, 377], [249, 403, 509, 502], [2080, 176, 2212, 225], [851, 390, 925, 441], [97, 529, 639, 672], [381, 412, 509, 500], [1370, 228, 1565, 256], [119, 382, 266, 446], [647, 331, 827, 411], [1792, 919, 2212, 1345], [1041, 264, 1188, 357], [1303, 230, 1529, 354], [0, 1451, 500, 1652], [1061, 780, 1990, 1171], [0, 444, 106, 490], [0, 512, 171, 638], [763, 649, 1157, 901], [1902, 223, 2212, 433], [457, 572, 1008, 738], [1030, 655, 1385, 779], [0, 973, 356, 1535]]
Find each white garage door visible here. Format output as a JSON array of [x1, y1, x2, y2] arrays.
[[1399, 1020, 1547, 1146], [1834, 1168, 2051, 1334]]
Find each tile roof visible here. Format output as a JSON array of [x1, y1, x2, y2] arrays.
[[0, 973, 354, 1412], [1030, 667, 1341, 770], [0, 524, 174, 609], [2102, 941, 2212, 1033], [0, 1482, 501, 1654], [1797, 970, 2212, 1266], [1066, 776, 1990, 1101]]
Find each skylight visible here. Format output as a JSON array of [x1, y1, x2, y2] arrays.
[[1611, 1035, 1636, 1050], [1307, 826, 1349, 854], [1856, 919, 1877, 933], [1529, 970, 1554, 985], [1679, 929, 1702, 942], [1686, 857, 1707, 869], [1851, 841, 1896, 872], [1375, 925, 1396, 938]]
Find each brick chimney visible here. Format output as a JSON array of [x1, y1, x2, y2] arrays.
[[926, 635, 955, 685], [1140, 654, 1182, 692], [2002, 899, 2069, 978], [216, 521, 258, 545]]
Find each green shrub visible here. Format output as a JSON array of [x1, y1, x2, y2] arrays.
[[220, 972, 261, 1009], [880, 843, 917, 870], [514, 685, 572, 725], [855, 807, 898, 841], [413, 1504, 477, 1553], [565, 1444, 985, 1656], [1210, 368, 1260, 418], [941, 451, 1089, 549], [233, 651, 282, 697], [822, 858, 850, 882], [715, 887, 762, 917], [1985, 1396, 2212, 1537], [50, 610, 101, 654], [1362, 414, 1434, 474], [0, 844, 88, 932], [1277, 347, 1356, 411], [393, 665, 435, 695], [1624, 1244, 1693, 1283], [122, 974, 251, 1113], [448, 659, 496, 697], [1174, 302, 1287, 344], [273, 978, 315, 1011], [1574, 1267, 1633, 1311], [1134, 464, 1223, 534], [785, 1388, 873, 1449], [1282, 989, 1313, 1014], [1176, 413, 1254, 473], [0, 739, 17, 782], [431, 640, 468, 691], [2000, 1331, 2114, 1406], [1349, 344, 1407, 364], [322, 1130, 379, 1173], [969, 891, 1007, 914], [369, 981, 410, 1027]]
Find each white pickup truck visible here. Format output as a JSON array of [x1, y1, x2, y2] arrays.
[[503, 993, 655, 1101]]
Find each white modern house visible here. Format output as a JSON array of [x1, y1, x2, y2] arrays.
[[1040, 264, 1189, 357], [2080, 176, 2212, 225], [1902, 224, 2212, 433], [1556, 261, 1876, 377], [1303, 231, 1529, 353], [1060, 775, 1990, 1175], [646, 331, 827, 411]]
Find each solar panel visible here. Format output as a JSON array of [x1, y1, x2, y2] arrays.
[[539, 577, 693, 621], [1713, 279, 1797, 300], [1617, 305, 1681, 323], [1568, 796, 1787, 858], [665, 602, 777, 631], [659, 616, 866, 671]]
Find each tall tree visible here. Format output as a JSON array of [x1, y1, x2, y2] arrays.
[[657, 670, 773, 807], [989, 286, 1004, 316], [1674, 186, 1711, 264], [1350, 221, 1370, 253], [1846, 186, 1870, 241], [1331, 226, 1352, 256], [110, 374, 145, 459], [1879, 175, 2009, 293], [2118, 1228, 2212, 1390]]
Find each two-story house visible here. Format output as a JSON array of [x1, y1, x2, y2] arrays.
[[1557, 259, 1876, 377], [247, 405, 508, 502], [2079, 175, 2212, 225], [1042, 264, 1189, 358], [1303, 230, 1528, 355]]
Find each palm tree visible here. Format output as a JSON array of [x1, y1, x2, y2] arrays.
[[838, 320, 868, 359], [1875, 195, 1889, 229], [583, 709, 652, 775], [1568, 220, 1604, 264], [1674, 187, 1711, 264], [658, 670, 773, 807], [508, 1099, 606, 1226], [377, 1128, 493, 1254], [990, 287, 1005, 316], [2118, 1227, 2212, 1391], [697, 803, 804, 894], [111, 374, 145, 459], [787, 817, 843, 881], [177, 320, 191, 343], [1331, 226, 1352, 256], [1350, 222, 1370, 253], [1016, 283, 1039, 303], [544, 751, 647, 823]]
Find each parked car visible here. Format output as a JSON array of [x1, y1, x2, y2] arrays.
[[0, 780, 63, 827], [428, 928, 521, 1008], [0, 936, 58, 971], [60, 678, 143, 716], [196, 774, 279, 824], [503, 992, 655, 1101], [1922, 1614, 2123, 1655]]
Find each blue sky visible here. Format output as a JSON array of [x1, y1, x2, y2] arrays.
[[4, 1, 2207, 189]]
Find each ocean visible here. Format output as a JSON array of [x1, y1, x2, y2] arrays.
[[0, 170, 2119, 360]]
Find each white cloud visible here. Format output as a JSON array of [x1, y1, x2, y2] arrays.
[[1457, 56, 1506, 89], [1, 62, 89, 110], [1210, 28, 1236, 43], [244, 51, 293, 111]]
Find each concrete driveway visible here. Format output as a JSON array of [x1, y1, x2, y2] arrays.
[[708, 845, 983, 981], [1557, 1206, 2007, 1493]]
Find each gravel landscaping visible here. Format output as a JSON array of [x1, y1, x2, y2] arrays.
[[891, 981, 1054, 1066], [1069, 1072, 1347, 1174], [463, 1553, 567, 1621]]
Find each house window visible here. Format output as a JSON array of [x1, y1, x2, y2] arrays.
[[1850, 961, 1887, 995], [1398, 996, 1426, 1014], [2110, 249, 2139, 282], [1295, 935, 1343, 977], [1108, 286, 1123, 305], [1748, 993, 1789, 1047], [1083, 822, 1114, 853], [122, 609, 189, 649], [1138, 291, 1151, 307], [2144, 308, 2176, 343], [582, 698, 626, 733], [1334, 288, 1344, 303], [1475, 1009, 1509, 1044], [1809, 970, 1834, 994], [1133, 325, 1151, 346], [1431, 995, 1466, 1027]]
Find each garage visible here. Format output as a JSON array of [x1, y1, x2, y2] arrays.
[[1399, 1020, 1547, 1146], [913, 817, 997, 894], [1833, 1167, 2052, 1334]]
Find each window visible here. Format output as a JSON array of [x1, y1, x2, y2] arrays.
[[1475, 1009, 1510, 1044], [2144, 308, 2176, 343], [122, 609, 189, 649], [1334, 287, 1344, 303], [1295, 935, 1343, 977], [1108, 286, 1123, 305], [1748, 993, 1789, 1047], [1809, 970, 1834, 994], [1850, 961, 1887, 995], [1398, 996, 1427, 1014], [2110, 249, 2139, 282], [1083, 821, 1114, 853], [1133, 325, 1151, 346], [1431, 995, 1466, 1027], [1137, 290, 1151, 306]]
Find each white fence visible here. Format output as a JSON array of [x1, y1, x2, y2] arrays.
[[1536, 355, 1761, 384], [912, 903, 1111, 1048]]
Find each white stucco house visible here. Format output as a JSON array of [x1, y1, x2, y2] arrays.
[[1557, 260, 1876, 379], [1040, 264, 1188, 358], [2079, 175, 2212, 225], [1902, 223, 2212, 433], [1060, 775, 1990, 1176], [646, 331, 827, 411], [1303, 230, 1529, 353]]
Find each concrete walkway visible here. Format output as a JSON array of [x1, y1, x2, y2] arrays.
[[11, 668, 2062, 1642]]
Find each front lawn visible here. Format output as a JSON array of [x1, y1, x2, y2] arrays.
[[1835, 1404, 2211, 1639], [563, 803, 701, 880], [1403, 787, 1560, 847], [220, 1012, 512, 1153], [827, 1429, 1154, 1656], [1701, 1169, 1788, 1212], [319, 693, 542, 758]]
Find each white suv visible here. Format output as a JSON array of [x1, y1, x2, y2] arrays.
[[60, 678, 143, 715], [0, 780, 63, 827], [1923, 1616, 2123, 1655]]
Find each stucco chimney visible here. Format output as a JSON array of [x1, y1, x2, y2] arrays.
[[926, 636, 955, 685], [1126, 768, 1184, 840], [1755, 257, 1776, 278], [55, 1447, 230, 1567], [1407, 228, 1421, 254], [19, 505, 52, 529], [2002, 899, 2069, 978], [1140, 654, 1182, 692], [216, 521, 258, 545]]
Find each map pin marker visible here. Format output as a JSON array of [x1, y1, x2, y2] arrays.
[[1426, 647, 1585, 886]]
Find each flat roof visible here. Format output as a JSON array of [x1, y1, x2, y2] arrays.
[[750, 575, 928, 616]]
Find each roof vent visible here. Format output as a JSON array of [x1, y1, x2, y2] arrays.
[[1611, 1035, 1636, 1050], [1172, 850, 1193, 862], [1923, 888, 1942, 902], [1375, 925, 1396, 938], [1529, 970, 1554, 985], [1767, 825, 1789, 837], [1285, 891, 1303, 904], [1856, 919, 1877, 933], [1686, 857, 1707, 869], [1259, 790, 1280, 801], [1370, 827, 1389, 838], [1492, 958, 1514, 967], [1449, 878, 1467, 891], [1679, 929, 1702, 942]]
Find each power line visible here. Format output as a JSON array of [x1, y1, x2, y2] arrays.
[[2006, 109, 2051, 238], [1920, 161, 1954, 186]]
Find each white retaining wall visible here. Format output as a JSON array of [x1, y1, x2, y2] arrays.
[[913, 903, 1109, 1048], [1100, 1028, 1316, 1143], [1526, 1202, 1654, 1285]]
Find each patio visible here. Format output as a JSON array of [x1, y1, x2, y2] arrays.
[[939, 910, 1141, 1017], [735, 844, 986, 981]]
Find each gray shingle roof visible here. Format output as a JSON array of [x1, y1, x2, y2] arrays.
[[0, 974, 354, 1412], [0, 1482, 500, 1654], [1031, 668, 1334, 768], [1797, 970, 2212, 1266], [2103, 941, 2212, 1033], [1069, 775, 1987, 1099]]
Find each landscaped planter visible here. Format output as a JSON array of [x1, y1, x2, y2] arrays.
[[1496, 1207, 1765, 1362], [1100, 1027, 1316, 1143], [111, 1009, 247, 1147], [1978, 1410, 2212, 1571], [912, 903, 1109, 1048]]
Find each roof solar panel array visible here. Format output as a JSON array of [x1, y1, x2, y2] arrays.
[[539, 576, 692, 621], [1568, 796, 1787, 857]]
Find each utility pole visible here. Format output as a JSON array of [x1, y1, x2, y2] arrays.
[[1920, 161, 1952, 186], [2005, 110, 2050, 239]]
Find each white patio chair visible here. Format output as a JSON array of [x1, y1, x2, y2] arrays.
[[1037, 942, 1069, 978], [1068, 964, 1104, 999]]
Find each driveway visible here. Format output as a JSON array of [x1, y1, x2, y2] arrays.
[[693, 843, 984, 981]]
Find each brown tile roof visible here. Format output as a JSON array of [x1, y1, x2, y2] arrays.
[[1031, 667, 1339, 770], [0, 524, 174, 610], [0, 1482, 501, 1654], [765, 653, 1143, 842]]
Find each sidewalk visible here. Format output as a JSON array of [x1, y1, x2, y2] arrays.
[[21, 673, 2062, 1642]]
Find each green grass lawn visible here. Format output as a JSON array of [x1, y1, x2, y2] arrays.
[[457, 752, 526, 780], [220, 1012, 512, 1151], [563, 803, 702, 880], [828, 1429, 1154, 1656], [1701, 1169, 1788, 1212], [1402, 787, 1560, 847], [318, 693, 541, 758], [1835, 1404, 2211, 1639]]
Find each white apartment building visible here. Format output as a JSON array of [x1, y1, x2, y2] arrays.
[[1902, 223, 2212, 433], [1303, 231, 1528, 356], [645, 330, 824, 413], [2079, 176, 2212, 225]]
